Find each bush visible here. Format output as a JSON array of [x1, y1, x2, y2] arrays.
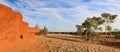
[[112, 31, 120, 39], [115, 34, 120, 39], [114, 31, 120, 39], [76, 25, 83, 35], [36, 26, 48, 35]]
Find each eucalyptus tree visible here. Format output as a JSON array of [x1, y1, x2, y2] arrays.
[[76, 13, 117, 40], [81, 17, 105, 40], [101, 13, 118, 35], [82, 18, 97, 39]]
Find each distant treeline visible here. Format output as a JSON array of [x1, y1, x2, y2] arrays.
[[48, 32, 77, 34], [48, 32, 117, 35]]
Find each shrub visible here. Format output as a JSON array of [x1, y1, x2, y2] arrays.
[[36, 26, 48, 35], [76, 25, 83, 35], [111, 29, 120, 39], [115, 34, 120, 39], [112, 31, 120, 39]]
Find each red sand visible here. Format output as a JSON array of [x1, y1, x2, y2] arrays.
[[0, 4, 45, 52]]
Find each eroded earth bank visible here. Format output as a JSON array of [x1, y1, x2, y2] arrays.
[[0, 4, 46, 52]]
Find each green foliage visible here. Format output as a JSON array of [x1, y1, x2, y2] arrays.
[[76, 25, 83, 35], [109, 15, 117, 22], [76, 13, 118, 40], [115, 33, 120, 39], [112, 29, 120, 39], [84, 29, 97, 39], [106, 25, 112, 32], [101, 13, 110, 19], [36, 26, 48, 35], [43, 26, 48, 35], [90, 31, 97, 36], [98, 27, 102, 31], [101, 13, 118, 35], [81, 17, 102, 39], [76, 14, 107, 40]]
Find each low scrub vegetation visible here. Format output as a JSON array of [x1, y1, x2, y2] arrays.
[[36, 26, 48, 35], [112, 29, 120, 39]]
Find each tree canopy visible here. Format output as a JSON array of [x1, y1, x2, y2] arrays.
[[76, 13, 118, 40]]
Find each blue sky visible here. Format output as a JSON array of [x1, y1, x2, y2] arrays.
[[0, 0, 120, 32]]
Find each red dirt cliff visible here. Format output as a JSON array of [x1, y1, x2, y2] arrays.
[[0, 4, 46, 52], [0, 4, 40, 40]]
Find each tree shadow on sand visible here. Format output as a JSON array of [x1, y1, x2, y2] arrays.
[[100, 41, 120, 49], [45, 36, 84, 42], [57, 36, 84, 39]]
